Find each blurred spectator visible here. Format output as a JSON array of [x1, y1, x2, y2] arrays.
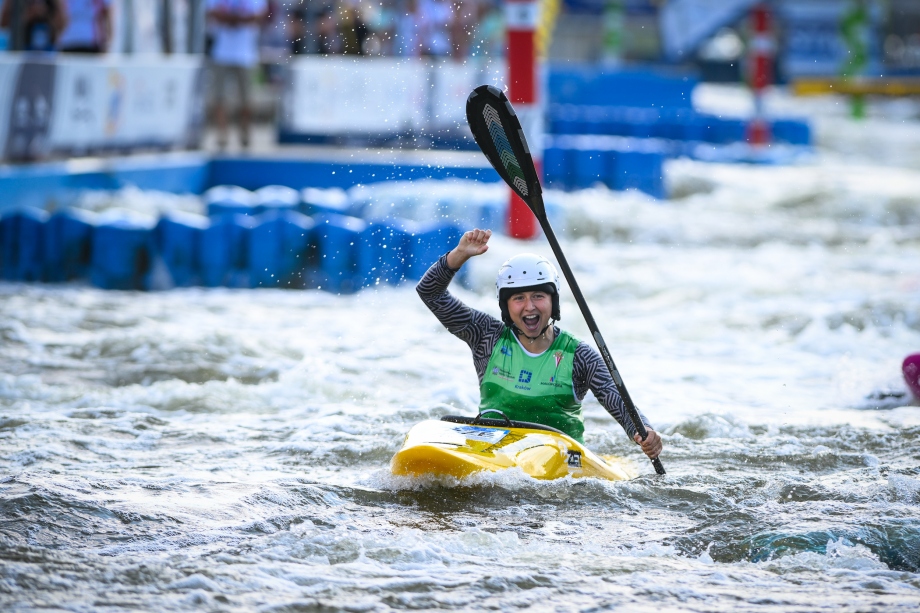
[[417, 0, 451, 56], [450, 0, 477, 58], [316, 3, 337, 53], [57, 0, 110, 53], [1, 0, 67, 51], [288, 3, 310, 54], [470, 0, 503, 58], [360, 0, 396, 55], [393, 0, 420, 56], [284, 0, 502, 59], [207, 0, 268, 150], [337, 1, 367, 55]]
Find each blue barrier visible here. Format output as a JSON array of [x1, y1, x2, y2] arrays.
[[1, 207, 49, 282], [571, 144, 609, 189], [44, 208, 96, 282], [543, 136, 666, 198], [474, 199, 505, 231], [199, 213, 257, 288], [90, 216, 157, 290], [405, 222, 463, 281], [548, 67, 697, 109], [313, 213, 367, 293], [255, 185, 300, 213], [279, 211, 316, 287], [301, 187, 351, 217], [357, 220, 412, 287], [249, 210, 316, 288], [771, 119, 812, 146], [542, 143, 571, 190], [704, 117, 747, 144], [612, 150, 665, 199], [548, 105, 813, 148], [156, 212, 209, 288], [205, 185, 258, 217]]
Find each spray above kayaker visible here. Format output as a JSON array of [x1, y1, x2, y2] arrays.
[[416, 227, 663, 461]]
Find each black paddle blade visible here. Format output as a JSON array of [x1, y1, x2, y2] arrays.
[[466, 85, 544, 216]]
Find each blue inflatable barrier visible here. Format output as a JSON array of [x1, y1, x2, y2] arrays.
[[90, 216, 157, 290], [548, 67, 697, 109], [572, 144, 609, 189], [702, 116, 747, 144], [255, 185, 300, 213], [356, 220, 413, 287], [542, 144, 571, 190], [405, 221, 462, 281], [771, 119, 812, 146], [204, 185, 258, 217], [156, 212, 209, 287], [279, 210, 315, 287], [0, 207, 49, 282], [549, 105, 581, 136], [474, 199, 505, 231], [611, 150, 665, 199], [313, 213, 367, 293], [301, 187, 351, 217], [671, 110, 709, 142], [199, 213, 256, 287], [44, 208, 96, 282], [249, 210, 316, 288]]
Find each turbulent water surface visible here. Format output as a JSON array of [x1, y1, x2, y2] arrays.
[[3, 107, 920, 611]]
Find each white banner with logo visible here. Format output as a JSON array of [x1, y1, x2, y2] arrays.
[[282, 56, 508, 137], [0, 54, 203, 161], [48, 55, 202, 154], [284, 57, 428, 135]]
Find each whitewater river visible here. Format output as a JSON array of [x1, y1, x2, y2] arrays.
[[3, 110, 920, 610]]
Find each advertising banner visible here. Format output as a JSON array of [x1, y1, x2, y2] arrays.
[[4, 60, 56, 161], [0, 58, 24, 157], [776, 0, 882, 79], [429, 59, 504, 131], [0, 55, 203, 162], [283, 56, 506, 140], [283, 57, 428, 136], [47, 55, 203, 156]]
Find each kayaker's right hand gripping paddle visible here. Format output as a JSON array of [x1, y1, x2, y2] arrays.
[[466, 85, 666, 476]]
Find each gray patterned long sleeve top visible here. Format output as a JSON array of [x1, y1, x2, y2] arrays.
[[416, 253, 652, 440]]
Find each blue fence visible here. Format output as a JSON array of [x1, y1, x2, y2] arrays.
[[548, 67, 698, 109], [544, 67, 813, 171], [0, 199, 463, 293], [548, 104, 812, 146]]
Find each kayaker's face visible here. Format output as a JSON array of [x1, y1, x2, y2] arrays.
[[507, 290, 552, 336]]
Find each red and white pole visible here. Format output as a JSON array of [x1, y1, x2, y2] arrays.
[[506, 0, 541, 239], [747, 2, 774, 145]]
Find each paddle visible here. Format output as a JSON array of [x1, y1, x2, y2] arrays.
[[466, 85, 666, 475]]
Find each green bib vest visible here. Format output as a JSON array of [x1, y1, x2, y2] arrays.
[[480, 327, 585, 443]]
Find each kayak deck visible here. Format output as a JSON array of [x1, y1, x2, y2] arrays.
[[391, 416, 636, 481]]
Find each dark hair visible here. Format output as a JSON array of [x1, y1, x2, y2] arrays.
[[498, 282, 560, 327]]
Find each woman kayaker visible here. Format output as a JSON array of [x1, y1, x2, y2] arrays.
[[417, 228, 663, 461]]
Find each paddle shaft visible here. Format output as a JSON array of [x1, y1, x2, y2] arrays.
[[531, 194, 666, 475]]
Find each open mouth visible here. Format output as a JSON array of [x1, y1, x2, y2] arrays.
[[522, 314, 541, 331]]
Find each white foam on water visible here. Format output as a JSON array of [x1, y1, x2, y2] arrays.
[[3, 100, 920, 611]]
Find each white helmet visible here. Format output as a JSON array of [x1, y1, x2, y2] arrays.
[[496, 253, 561, 326]]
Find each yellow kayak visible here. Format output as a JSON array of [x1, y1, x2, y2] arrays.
[[391, 415, 637, 481]]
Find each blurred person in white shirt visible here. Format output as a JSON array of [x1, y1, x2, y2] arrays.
[[207, 0, 268, 150], [417, 0, 451, 56], [57, 0, 108, 52]]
